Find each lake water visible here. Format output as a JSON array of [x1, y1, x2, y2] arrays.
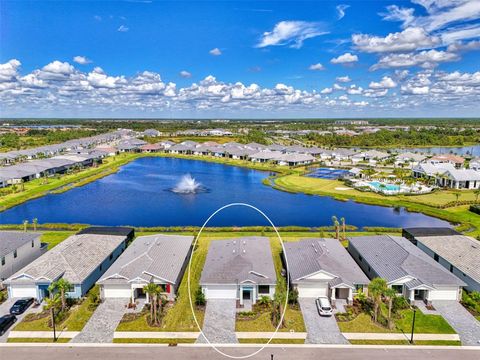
[[0, 157, 450, 228]]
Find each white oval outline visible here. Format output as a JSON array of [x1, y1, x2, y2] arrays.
[[187, 202, 290, 359]]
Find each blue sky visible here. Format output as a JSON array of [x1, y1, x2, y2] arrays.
[[1, 0, 479, 118]]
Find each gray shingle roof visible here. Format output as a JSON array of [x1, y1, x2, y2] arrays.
[[0, 231, 42, 258], [4, 234, 127, 284], [284, 238, 369, 287], [414, 235, 480, 284], [348, 235, 465, 287], [200, 237, 277, 285], [98, 234, 193, 285]]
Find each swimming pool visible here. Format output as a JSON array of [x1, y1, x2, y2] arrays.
[[369, 181, 400, 191], [307, 168, 349, 180]]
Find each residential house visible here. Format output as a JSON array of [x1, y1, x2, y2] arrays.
[[403, 227, 480, 293], [395, 152, 427, 168], [4, 230, 130, 300], [98, 234, 193, 302], [283, 238, 369, 305], [0, 232, 45, 284], [200, 237, 276, 306], [275, 153, 315, 166], [347, 235, 465, 304], [429, 154, 465, 169]]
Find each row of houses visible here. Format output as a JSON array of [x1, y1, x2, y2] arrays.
[[2, 227, 478, 309]]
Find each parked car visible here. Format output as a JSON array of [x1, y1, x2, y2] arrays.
[[315, 296, 333, 317], [0, 315, 17, 336], [9, 298, 34, 315]]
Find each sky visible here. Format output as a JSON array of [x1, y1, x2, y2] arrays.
[[0, 0, 479, 118]]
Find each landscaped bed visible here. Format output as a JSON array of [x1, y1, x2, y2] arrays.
[[235, 303, 305, 333]]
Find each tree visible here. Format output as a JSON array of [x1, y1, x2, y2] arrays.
[[332, 216, 340, 240], [475, 189, 480, 203], [55, 278, 72, 312], [361, 168, 375, 180], [384, 287, 397, 329], [32, 218, 38, 231], [44, 293, 61, 329], [368, 278, 388, 323], [143, 283, 162, 326], [340, 217, 346, 240], [454, 192, 461, 206]]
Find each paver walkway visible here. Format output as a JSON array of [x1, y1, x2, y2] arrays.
[[299, 298, 348, 344], [70, 298, 129, 343], [196, 299, 238, 344], [432, 301, 480, 346]]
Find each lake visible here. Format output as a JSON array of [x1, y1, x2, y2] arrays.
[[0, 157, 450, 228]]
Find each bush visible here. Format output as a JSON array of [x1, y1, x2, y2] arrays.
[[87, 285, 101, 310], [470, 204, 480, 215], [194, 286, 205, 306], [392, 296, 410, 313], [288, 289, 299, 305]]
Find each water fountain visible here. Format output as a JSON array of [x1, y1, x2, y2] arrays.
[[171, 174, 206, 194]]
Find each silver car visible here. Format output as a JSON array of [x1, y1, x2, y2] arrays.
[[315, 296, 333, 317]]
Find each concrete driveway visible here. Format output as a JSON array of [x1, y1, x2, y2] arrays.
[[197, 299, 238, 344], [0, 298, 41, 343], [432, 300, 480, 346], [299, 298, 348, 344], [70, 298, 129, 343]]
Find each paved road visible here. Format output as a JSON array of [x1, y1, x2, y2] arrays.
[[432, 301, 480, 346], [299, 298, 348, 344], [197, 299, 238, 344], [0, 345, 478, 360], [70, 298, 129, 343]]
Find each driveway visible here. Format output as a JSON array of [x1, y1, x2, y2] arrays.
[[0, 298, 41, 343], [196, 299, 237, 344], [70, 298, 129, 343], [432, 300, 480, 346], [299, 298, 348, 344]]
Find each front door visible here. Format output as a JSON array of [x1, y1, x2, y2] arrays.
[[242, 289, 251, 300]]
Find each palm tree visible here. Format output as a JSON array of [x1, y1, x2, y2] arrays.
[[384, 287, 397, 329], [368, 278, 387, 323], [143, 283, 161, 326], [475, 189, 480, 204], [454, 192, 461, 206], [55, 278, 72, 312], [23, 220, 28, 232], [332, 216, 340, 240], [340, 217, 346, 240], [32, 218, 38, 231], [44, 293, 62, 330]]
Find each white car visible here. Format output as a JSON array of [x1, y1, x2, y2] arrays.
[[315, 296, 333, 317]]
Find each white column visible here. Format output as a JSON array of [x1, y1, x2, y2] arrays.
[[239, 286, 243, 306], [131, 287, 135, 304], [348, 288, 353, 303], [409, 290, 415, 303]]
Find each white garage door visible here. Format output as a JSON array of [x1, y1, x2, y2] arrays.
[[429, 289, 459, 301], [103, 285, 131, 298], [297, 283, 328, 298], [10, 285, 37, 298], [205, 285, 237, 299]]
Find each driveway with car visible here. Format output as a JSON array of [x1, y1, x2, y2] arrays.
[[197, 299, 238, 344], [0, 298, 38, 343], [70, 298, 129, 343], [299, 298, 348, 344], [432, 300, 480, 346]]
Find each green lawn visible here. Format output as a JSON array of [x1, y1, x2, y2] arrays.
[[14, 291, 99, 332], [337, 310, 455, 334], [349, 340, 461, 346], [41, 231, 75, 249]]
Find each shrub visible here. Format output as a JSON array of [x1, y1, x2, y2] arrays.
[[194, 286, 205, 306], [470, 204, 480, 215], [392, 296, 410, 314], [288, 289, 299, 305]]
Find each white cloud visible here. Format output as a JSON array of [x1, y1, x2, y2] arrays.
[[371, 50, 459, 70], [118, 25, 129, 32], [0, 59, 21, 82], [347, 85, 363, 95], [330, 52, 359, 64], [179, 70, 192, 78], [440, 24, 480, 45], [308, 63, 325, 71], [447, 39, 480, 52], [256, 21, 328, 48], [73, 56, 92, 65], [353, 27, 441, 53], [369, 76, 397, 89], [320, 87, 333, 94], [42, 61, 75, 75], [336, 4, 350, 20], [209, 48, 222, 56], [336, 76, 351, 82], [380, 5, 416, 27]]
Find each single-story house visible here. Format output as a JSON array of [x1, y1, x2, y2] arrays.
[[283, 238, 369, 305], [1, 232, 46, 284], [403, 227, 480, 293], [249, 150, 282, 163], [97, 234, 193, 302], [347, 235, 465, 304], [429, 154, 465, 169], [200, 237, 276, 306], [275, 153, 315, 166], [140, 143, 163, 153], [143, 129, 161, 137], [4, 231, 129, 300], [395, 152, 427, 168]]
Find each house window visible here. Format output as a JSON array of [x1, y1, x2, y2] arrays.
[[67, 284, 75, 293], [367, 266, 371, 272], [433, 253, 439, 262], [392, 285, 403, 294], [109, 253, 113, 261], [258, 285, 270, 294], [358, 255, 363, 262], [1, 257, 5, 266], [13, 250, 17, 258], [31, 240, 35, 247], [99, 264, 103, 271], [449, 264, 454, 273]]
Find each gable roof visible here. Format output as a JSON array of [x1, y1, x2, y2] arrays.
[[98, 234, 193, 285], [414, 235, 480, 284], [284, 238, 369, 287], [0, 231, 42, 258], [200, 237, 276, 285], [4, 234, 127, 285], [348, 235, 465, 288]]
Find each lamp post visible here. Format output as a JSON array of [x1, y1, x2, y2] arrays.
[[51, 306, 57, 342], [410, 307, 417, 344]]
